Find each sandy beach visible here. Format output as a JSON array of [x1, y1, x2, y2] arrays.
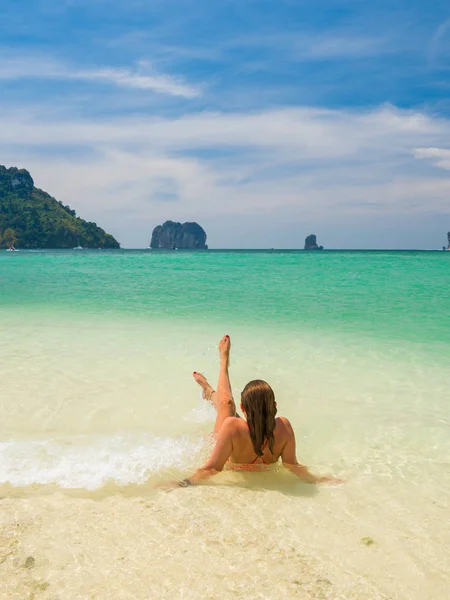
[[3, 484, 446, 600]]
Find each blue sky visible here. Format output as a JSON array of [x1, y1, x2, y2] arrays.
[[1, 0, 450, 248]]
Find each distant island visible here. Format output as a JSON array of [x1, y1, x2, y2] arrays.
[[0, 166, 120, 249], [150, 220, 208, 249], [304, 234, 324, 250]]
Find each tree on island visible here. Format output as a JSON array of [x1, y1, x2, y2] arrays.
[[2, 227, 17, 247], [0, 166, 120, 249]]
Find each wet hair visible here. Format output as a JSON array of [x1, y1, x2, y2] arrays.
[[241, 380, 277, 456]]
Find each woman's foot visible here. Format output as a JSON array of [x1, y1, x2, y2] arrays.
[[193, 372, 215, 402], [218, 335, 231, 366]]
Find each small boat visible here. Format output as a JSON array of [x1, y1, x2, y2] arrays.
[[7, 245, 17, 252], [73, 236, 84, 250]]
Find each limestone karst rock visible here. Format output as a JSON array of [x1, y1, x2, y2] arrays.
[[304, 234, 324, 250], [150, 221, 208, 249]]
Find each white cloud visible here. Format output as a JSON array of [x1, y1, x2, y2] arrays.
[[1, 105, 450, 247], [414, 147, 450, 170], [220, 31, 393, 62], [1, 104, 444, 154], [295, 35, 387, 59], [74, 67, 199, 97], [0, 56, 199, 98], [428, 19, 450, 61]]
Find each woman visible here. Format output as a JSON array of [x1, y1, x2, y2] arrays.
[[177, 335, 342, 487]]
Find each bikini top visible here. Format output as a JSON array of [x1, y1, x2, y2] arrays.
[[249, 438, 269, 465]]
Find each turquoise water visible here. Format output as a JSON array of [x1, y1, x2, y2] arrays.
[[2, 250, 449, 345], [1, 250, 449, 599]]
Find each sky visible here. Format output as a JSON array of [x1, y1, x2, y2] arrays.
[[1, 0, 450, 248]]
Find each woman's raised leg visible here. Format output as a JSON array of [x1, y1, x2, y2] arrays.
[[193, 335, 237, 435], [213, 335, 236, 434]]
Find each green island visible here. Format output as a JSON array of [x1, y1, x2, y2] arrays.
[[0, 166, 120, 249]]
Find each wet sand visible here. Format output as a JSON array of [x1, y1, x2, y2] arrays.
[[2, 478, 448, 600]]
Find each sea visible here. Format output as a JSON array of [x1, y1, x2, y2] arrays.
[[0, 249, 449, 600]]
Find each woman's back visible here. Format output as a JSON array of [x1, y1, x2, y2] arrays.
[[226, 416, 292, 467]]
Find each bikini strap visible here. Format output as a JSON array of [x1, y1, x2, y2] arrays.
[[250, 438, 269, 464]]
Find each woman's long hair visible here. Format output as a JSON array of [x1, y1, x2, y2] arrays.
[[241, 380, 277, 456]]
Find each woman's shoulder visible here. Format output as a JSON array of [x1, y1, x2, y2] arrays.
[[221, 416, 246, 434], [276, 415, 291, 425], [276, 416, 295, 434]]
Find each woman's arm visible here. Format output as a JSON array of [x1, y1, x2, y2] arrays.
[[280, 417, 342, 484], [180, 417, 236, 486]]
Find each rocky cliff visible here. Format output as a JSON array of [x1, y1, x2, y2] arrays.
[[150, 221, 208, 249], [0, 166, 120, 249], [304, 234, 324, 250]]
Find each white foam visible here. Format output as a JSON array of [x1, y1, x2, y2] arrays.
[[185, 399, 216, 423], [0, 432, 206, 490]]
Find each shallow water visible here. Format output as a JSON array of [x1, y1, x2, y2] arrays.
[[0, 250, 449, 599]]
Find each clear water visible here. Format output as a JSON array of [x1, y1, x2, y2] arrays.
[[0, 250, 449, 599]]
